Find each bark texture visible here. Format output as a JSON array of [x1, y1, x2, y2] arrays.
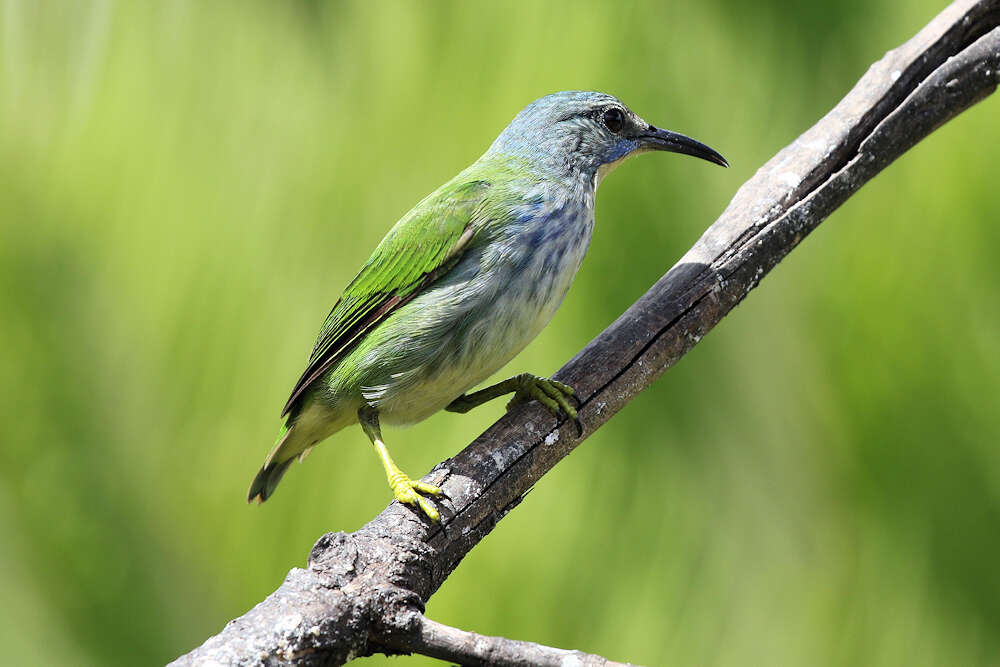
[[171, 1, 1000, 664]]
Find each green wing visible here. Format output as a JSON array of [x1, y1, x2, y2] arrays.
[[281, 178, 491, 416]]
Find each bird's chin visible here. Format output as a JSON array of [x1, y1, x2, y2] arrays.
[[595, 149, 649, 188]]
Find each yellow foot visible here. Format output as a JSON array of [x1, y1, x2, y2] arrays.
[[506, 374, 583, 436], [388, 471, 442, 522]]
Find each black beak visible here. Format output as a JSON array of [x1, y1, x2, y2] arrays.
[[639, 125, 729, 168]]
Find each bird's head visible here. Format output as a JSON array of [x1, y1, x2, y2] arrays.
[[488, 91, 727, 184]]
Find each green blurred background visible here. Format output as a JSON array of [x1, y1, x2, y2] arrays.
[[2, 0, 998, 664]]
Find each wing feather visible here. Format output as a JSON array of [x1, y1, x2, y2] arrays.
[[281, 179, 491, 416]]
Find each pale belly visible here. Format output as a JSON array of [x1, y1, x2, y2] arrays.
[[355, 215, 593, 425], [375, 277, 570, 423]]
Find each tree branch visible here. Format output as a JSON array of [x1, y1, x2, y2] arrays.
[[380, 616, 636, 667], [170, 1, 1000, 664]]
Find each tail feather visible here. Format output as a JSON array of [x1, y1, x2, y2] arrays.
[[247, 457, 296, 503], [247, 422, 309, 503], [248, 401, 354, 503]]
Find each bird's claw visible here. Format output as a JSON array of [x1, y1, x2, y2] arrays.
[[506, 374, 583, 436], [388, 472, 442, 522]]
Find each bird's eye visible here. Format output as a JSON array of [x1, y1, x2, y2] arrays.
[[602, 107, 625, 133]]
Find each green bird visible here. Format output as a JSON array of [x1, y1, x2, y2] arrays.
[[248, 91, 727, 521]]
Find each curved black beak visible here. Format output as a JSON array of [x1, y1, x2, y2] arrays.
[[639, 125, 729, 168]]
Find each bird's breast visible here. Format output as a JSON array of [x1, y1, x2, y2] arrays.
[[491, 200, 594, 332], [443, 195, 595, 381], [360, 186, 596, 425]]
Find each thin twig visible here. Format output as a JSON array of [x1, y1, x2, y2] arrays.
[[381, 616, 637, 667]]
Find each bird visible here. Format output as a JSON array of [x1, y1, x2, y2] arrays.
[[248, 91, 727, 521]]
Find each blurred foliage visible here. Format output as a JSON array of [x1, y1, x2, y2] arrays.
[[1, 0, 998, 665]]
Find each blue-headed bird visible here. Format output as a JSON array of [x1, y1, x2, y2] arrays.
[[249, 91, 727, 521]]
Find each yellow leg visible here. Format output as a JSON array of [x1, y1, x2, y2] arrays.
[[359, 406, 442, 522]]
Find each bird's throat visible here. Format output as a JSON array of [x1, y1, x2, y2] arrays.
[[595, 148, 648, 189]]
